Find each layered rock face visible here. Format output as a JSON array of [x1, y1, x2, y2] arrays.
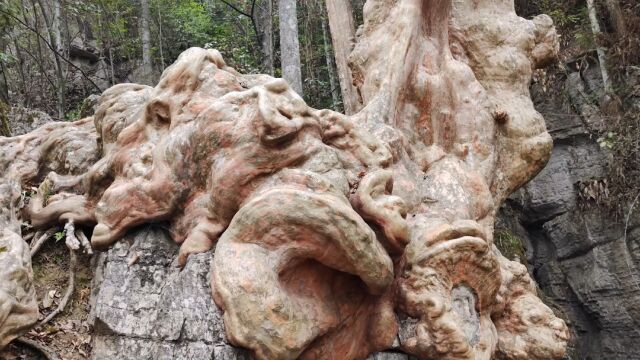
[[498, 59, 640, 360], [0, 1, 569, 359]]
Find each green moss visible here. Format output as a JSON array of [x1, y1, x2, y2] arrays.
[[495, 228, 525, 262]]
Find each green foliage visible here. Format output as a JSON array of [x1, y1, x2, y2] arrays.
[[495, 228, 525, 262], [54, 230, 66, 243], [66, 107, 82, 121], [0, 51, 15, 65], [0, 0, 20, 24], [597, 131, 617, 150], [533, 0, 593, 51], [546, 8, 583, 28], [536, 0, 585, 26], [160, 0, 215, 52]]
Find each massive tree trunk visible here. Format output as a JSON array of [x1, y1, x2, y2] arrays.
[[140, 0, 153, 85], [256, 0, 274, 76], [325, 0, 360, 115], [277, 0, 303, 95]]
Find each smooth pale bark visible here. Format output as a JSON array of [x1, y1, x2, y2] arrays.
[[321, 17, 340, 110], [325, 0, 360, 115], [256, 0, 274, 75], [52, 0, 61, 52], [157, 1, 165, 69], [140, 0, 153, 85], [97, 15, 116, 84], [586, 0, 613, 94], [277, 0, 303, 95], [605, 0, 626, 37], [35, 0, 65, 118]]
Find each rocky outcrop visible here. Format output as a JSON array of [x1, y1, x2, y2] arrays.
[[498, 59, 640, 359], [89, 226, 250, 360], [89, 225, 420, 360], [5, 106, 53, 136]]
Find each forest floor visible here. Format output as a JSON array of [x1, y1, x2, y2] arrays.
[[1, 239, 93, 360]]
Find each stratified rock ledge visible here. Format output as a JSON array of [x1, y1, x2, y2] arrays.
[[89, 226, 250, 359]]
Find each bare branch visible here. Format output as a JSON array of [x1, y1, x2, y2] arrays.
[[219, 0, 252, 18], [218, 0, 261, 46], [0, 8, 103, 92], [30, 228, 57, 257]]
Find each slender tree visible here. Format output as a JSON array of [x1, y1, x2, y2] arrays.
[[278, 0, 303, 95], [35, 0, 66, 118], [586, 0, 613, 94], [157, 0, 165, 69], [140, 0, 153, 85], [256, 0, 274, 75], [605, 0, 626, 38], [0, 37, 9, 103], [321, 15, 340, 110]]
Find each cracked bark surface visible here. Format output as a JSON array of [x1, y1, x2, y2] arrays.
[[1, 1, 569, 359]]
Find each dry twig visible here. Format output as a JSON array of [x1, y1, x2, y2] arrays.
[[23, 232, 35, 242], [30, 228, 57, 257]]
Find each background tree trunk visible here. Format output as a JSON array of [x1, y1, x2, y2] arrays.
[[36, 0, 66, 118], [321, 17, 340, 111], [605, 0, 626, 38], [140, 0, 153, 85], [157, 1, 165, 69], [256, 0, 274, 75], [325, 0, 360, 115], [277, 0, 303, 95], [51, 0, 62, 53], [586, 0, 613, 94]]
